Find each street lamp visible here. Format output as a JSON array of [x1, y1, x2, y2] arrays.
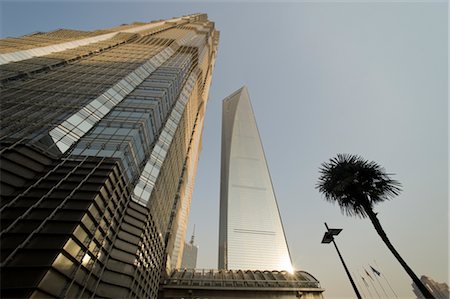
[[321, 222, 362, 299]]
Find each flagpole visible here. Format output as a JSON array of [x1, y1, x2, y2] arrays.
[[353, 271, 367, 299], [365, 268, 381, 299], [360, 271, 374, 299], [374, 260, 399, 299], [370, 265, 390, 298], [374, 272, 390, 298]]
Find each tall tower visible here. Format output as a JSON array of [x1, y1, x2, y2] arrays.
[[180, 226, 198, 269], [218, 86, 293, 271], [0, 14, 219, 298]]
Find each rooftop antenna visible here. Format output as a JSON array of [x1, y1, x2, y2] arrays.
[[190, 224, 195, 245]]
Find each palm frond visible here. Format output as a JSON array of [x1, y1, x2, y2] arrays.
[[316, 154, 402, 218]]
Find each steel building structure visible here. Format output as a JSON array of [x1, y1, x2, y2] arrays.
[[160, 269, 325, 298], [0, 13, 219, 298]]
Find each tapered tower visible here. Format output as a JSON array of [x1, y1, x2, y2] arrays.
[[218, 86, 293, 271]]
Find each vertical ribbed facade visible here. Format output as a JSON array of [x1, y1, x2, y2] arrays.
[[0, 13, 219, 298], [180, 241, 198, 269], [218, 86, 293, 272]]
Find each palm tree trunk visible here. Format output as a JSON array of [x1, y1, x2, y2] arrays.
[[364, 207, 435, 299]]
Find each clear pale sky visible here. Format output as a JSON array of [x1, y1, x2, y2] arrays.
[[1, 1, 447, 298]]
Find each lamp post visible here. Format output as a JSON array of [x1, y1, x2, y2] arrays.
[[321, 222, 362, 299]]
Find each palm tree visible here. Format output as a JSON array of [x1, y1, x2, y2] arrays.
[[316, 154, 434, 299]]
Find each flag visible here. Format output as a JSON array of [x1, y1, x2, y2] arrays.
[[370, 265, 381, 276], [365, 268, 373, 280], [361, 276, 369, 287]]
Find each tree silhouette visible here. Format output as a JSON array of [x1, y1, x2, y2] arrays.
[[317, 154, 434, 299]]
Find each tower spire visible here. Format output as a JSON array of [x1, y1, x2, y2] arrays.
[[190, 224, 196, 245]]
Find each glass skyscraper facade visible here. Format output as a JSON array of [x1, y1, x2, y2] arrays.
[[180, 231, 198, 269], [0, 14, 218, 298], [218, 86, 293, 272]]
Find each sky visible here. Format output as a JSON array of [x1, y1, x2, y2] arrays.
[[1, 1, 448, 298]]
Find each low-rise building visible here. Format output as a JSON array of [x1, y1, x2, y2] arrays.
[[160, 269, 325, 299]]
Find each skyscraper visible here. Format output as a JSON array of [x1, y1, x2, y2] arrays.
[[412, 276, 450, 299], [180, 228, 198, 269], [0, 13, 219, 299], [218, 86, 293, 272]]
